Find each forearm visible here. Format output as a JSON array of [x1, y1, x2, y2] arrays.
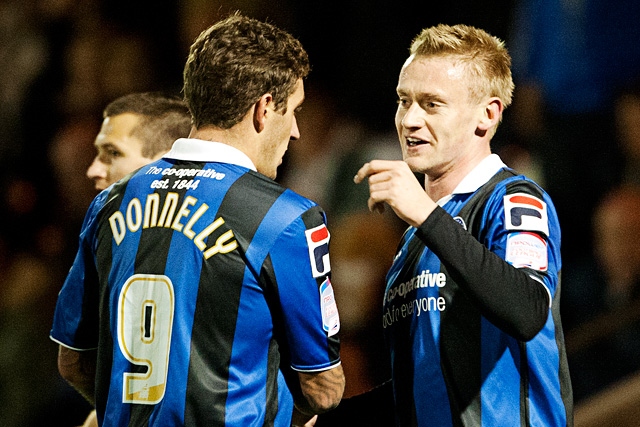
[[57, 346, 97, 405], [294, 364, 345, 414], [416, 206, 550, 341]]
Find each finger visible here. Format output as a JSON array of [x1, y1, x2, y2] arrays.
[[354, 159, 398, 184], [353, 162, 372, 184]]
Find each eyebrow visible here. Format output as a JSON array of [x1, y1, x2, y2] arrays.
[[95, 141, 120, 151], [397, 89, 445, 104], [423, 95, 447, 106]]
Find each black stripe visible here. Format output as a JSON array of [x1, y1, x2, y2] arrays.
[[185, 171, 285, 425], [438, 168, 515, 424], [264, 323, 281, 427], [439, 267, 482, 427], [128, 184, 178, 426], [551, 274, 574, 426], [94, 182, 126, 420], [300, 206, 340, 362], [261, 253, 291, 424], [519, 341, 529, 427], [393, 234, 424, 425]]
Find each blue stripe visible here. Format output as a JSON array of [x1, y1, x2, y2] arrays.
[[479, 319, 521, 425], [244, 188, 312, 273], [106, 176, 145, 424], [225, 188, 311, 425]]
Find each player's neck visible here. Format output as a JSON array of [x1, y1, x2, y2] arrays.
[[425, 149, 490, 201], [188, 122, 258, 159]]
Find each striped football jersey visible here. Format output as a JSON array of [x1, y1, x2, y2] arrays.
[[384, 156, 572, 427], [51, 139, 341, 426]]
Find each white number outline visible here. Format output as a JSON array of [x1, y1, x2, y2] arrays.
[[117, 274, 175, 404]]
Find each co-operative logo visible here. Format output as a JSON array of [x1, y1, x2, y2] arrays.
[[305, 224, 331, 278]]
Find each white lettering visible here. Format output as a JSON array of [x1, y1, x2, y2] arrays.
[[382, 296, 447, 328], [108, 194, 237, 260], [384, 270, 447, 303], [183, 204, 209, 239], [126, 198, 142, 232], [158, 192, 179, 227], [144, 194, 160, 228], [171, 196, 197, 232], [110, 212, 126, 245]]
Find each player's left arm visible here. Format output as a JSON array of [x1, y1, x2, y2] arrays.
[[292, 365, 346, 419], [269, 206, 345, 415], [57, 345, 97, 406], [416, 182, 555, 341]]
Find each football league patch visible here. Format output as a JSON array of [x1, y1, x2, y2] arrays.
[[503, 193, 549, 236], [320, 278, 340, 337], [505, 231, 548, 271], [305, 224, 331, 278]]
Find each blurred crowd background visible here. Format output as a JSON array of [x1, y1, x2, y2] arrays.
[[3, 0, 640, 425]]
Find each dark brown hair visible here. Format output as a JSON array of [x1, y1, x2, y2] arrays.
[[183, 12, 310, 129], [104, 92, 191, 157]]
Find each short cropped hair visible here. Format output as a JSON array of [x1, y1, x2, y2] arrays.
[[104, 92, 192, 158], [409, 24, 514, 108], [183, 12, 310, 129]]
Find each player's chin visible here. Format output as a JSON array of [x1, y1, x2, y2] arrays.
[[268, 166, 279, 180], [402, 156, 427, 174]]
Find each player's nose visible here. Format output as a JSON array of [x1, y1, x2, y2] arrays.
[[87, 158, 107, 183], [290, 116, 300, 141]]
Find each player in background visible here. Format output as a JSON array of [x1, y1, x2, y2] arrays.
[[77, 93, 191, 427], [354, 24, 573, 426], [51, 12, 344, 427], [86, 92, 192, 192]]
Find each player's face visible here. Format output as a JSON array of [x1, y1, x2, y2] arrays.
[[395, 55, 486, 179], [258, 79, 304, 179], [87, 113, 158, 191]]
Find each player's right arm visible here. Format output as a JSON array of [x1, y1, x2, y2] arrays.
[[354, 160, 551, 341], [57, 346, 97, 406], [51, 194, 106, 406]]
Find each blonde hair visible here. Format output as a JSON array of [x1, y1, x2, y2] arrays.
[[409, 24, 514, 108]]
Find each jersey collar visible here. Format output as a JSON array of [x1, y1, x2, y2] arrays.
[[436, 154, 507, 206], [163, 138, 257, 171]]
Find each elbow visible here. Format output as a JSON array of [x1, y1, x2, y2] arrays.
[[509, 308, 548, 342], [57, 345, 97, 404], [58, 349, 82, 385], [305, 387, 343, 414], [504, 277, 551, 342], [515, 325, 542, 342]]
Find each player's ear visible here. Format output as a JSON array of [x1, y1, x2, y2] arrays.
[[253, 93, 273, 132], [477, 97, 503, 134]]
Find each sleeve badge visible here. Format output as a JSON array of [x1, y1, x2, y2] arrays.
[[505, 231, 548, 271], [305, 224, 331, 278], [320, 278, 340, 337], [503, 193, 549, 236]]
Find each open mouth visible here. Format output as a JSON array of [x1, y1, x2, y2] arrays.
[[406, 137, 428, 147]]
